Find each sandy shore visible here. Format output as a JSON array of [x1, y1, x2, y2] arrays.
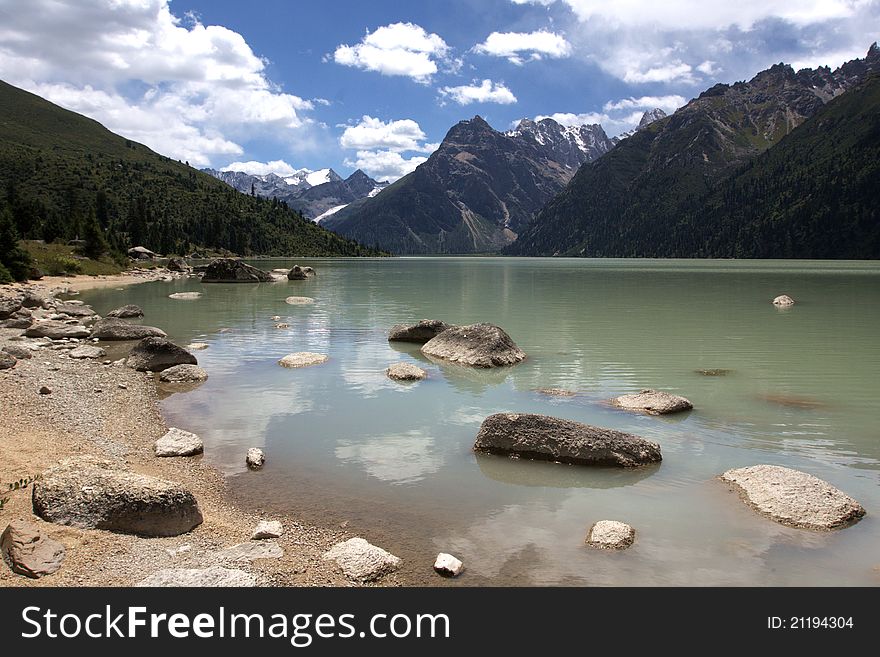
[[25, 268, 175, 294], [0, 283, 406, 587]]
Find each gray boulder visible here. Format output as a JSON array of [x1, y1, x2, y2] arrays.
[[106, 304, 144, 318], [720, 465, 865, 530], [474, 413, 662, 467], [54, 303, 96, 318], [1, 317, 33, 329], [388, 319, 451, 343], [0, 352, 15, 370], [251, 520, 283, 540], [2, 345, 33, 360], [287, 265, 315, 280], [585, 520, 636, 550], [159, 364, 209, 383], [21, 292, 46, 308], [137, 566, 255, 587], [126, 337, 197, 372], [201, 259, 273, 283], [91, 318, 166, 341], [322, 537, 401, 582], [421, 323, 526, 368], [167, 257, 190, 272], [0, 297, 23, 319], [1, 521, 66, 578], [385, 362, 427, 381], [32, 456, 203, 537], [69, 345, 107, 359], [25, 321, 91, 340], [155, 428, 204, 457], [773, 294, 795, 307], [610, 389, 693, 415]]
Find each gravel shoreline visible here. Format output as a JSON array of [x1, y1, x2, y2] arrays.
[[0, 278, 405, 587]]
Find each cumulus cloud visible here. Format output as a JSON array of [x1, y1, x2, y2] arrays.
[[332, 22, 452, 83], [0, 0, 314, 167], [439, 79, 518, 105], [344, 150, 428, 182], [603, 95, 687, 113], [220, 160, 299, 177], [340, 116, 429, 152], [474, 30, 572, 65]]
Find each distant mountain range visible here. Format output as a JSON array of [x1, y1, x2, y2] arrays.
[[508, 43, 880, 258], [322, 114, 646, 254], [203, 166, 387, 222]]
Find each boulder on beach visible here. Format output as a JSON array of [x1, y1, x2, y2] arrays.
[[32, 456, 203, 537], [252, 520, 283, 540], [278, 352, 328, 368], [126, 337, 197, 372], [159, 364, 209, 383], [155, 428, 204, 457], [287, 265, 316, 280], [167, 257, 190, 272], [1, 317, 33, 329], [0, 297, 23, 319], [388, 319, 451, 343], [2, 345, 32, 360], [720, 465, 865, 530], [585, 520, 636, 550], [128, 246, 159, 260], [168, 292, 202, 300], [91, 318, 167, 341], [433, 553, 463, 577], [421, 323, 526, 368], [610, 389, 693, 415], [0, 352, 16, 370], [106, 304, 144, 318], [201, 259, 274, 283], [385, 362, 427, 381], [137, 566, 255, 587], [1, 521, 66, 578], [246, 448, 265, 469], [322, 537, 401, 582], [54, 303, 97, 318], [474, 413, 662, 467], [773, 294, 795, 307], [68, 345, 106, 359], [25, 321, 91, 340]]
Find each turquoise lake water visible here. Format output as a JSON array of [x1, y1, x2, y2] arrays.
[[77, 258, 880, 586]]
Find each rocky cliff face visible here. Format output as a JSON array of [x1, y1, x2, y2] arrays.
[[323, 116, 615, 254]]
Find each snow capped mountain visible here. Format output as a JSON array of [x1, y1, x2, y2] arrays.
[[614, 108, 668, 142], [282, 168, 343, 188], [506, 117, 615, 169]]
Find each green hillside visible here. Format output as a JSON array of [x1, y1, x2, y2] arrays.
[[0, 79, 382, 267]]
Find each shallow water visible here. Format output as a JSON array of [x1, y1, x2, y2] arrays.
[[78, 258, 880, 586]]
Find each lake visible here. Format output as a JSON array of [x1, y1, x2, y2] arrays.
[[77, 258, 880, 586]]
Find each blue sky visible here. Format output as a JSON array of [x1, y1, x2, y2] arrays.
[[0, 0, 877, 181]]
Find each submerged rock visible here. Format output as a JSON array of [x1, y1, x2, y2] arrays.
[[385, 362, 427, 381], [159, 364, 209, 383], [137, 566, 255, 587], [91, 318, 166, 341], [421, 323, 526, 368], [25, 321, 91, 340], [32, 456, 203, 537], [322, 537, 401, 582], [720, 465, 865, 530], [585, 520, 635, 550], [168, 292, 202, 300], [474, 413, 662, 467], [106, 304, 144, 318], [186, 342, 209, 351], [155, 428, 204, 457], [535, 387, 576, 397], [695, 369, 732, 377], [285, 296, 315, 305], [126, 337, 197, 372], [433, 553, 464, 577], [610, 389, 693, 415], [1, 521, 66, 578], [773, 294, 796, 307], [201, 259, 273, 283], [278, 352, 328, 368], [388, 319, 451, 343]]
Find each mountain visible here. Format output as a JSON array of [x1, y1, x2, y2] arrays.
[[0, 79, 382, 257], [202, 166, 386, 221], [613, 108, 668, 143], [323, 116, 615, 254], [508, 44, 880, 258]]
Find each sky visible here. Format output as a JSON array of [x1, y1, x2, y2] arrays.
[[0, 0, 877, 182]]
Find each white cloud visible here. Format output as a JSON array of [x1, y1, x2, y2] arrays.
[[603, 95, 687, 113], [537, 93, 685, 136], [0, 0, 315, 167], [340, 116, 429, 152], [623, 62, 695, 84], [439, 79, 518, 105], [332, 22, 451, 83], [221, 160, 298, 176], [344, 150, 427, 182], [474, 30, 572, 65]]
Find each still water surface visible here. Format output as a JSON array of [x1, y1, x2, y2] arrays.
[[79, 258, 880, 585]]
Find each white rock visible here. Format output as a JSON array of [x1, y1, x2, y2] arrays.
[[137, 566, 255, 587], [68, 345, 106, 359], [252, 520, 283, 540], [433, 553, 464, 577], [278, 352, 328, 368], [385, 362, 427, 381], [155, 428, 204, 457], [186, 343, 209, 351], [168, 292, 202, 300], [246, 448, 265, 469], [285, 296, 315, 305], [322, 537, 401, 582], [773, 294, 795, 307], [586, 520, 636, 550]]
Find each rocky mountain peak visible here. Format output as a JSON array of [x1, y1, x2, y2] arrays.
[[638, 108, 667, 128]]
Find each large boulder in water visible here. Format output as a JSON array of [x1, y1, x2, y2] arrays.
[[167, 257, 190, 272], [91, 318, 167, 341], [720, 465, 865, 530], [388, 319, 451, 343], [287, 265, 316, 280], [610, 389, 693, 415], [126, 337, 197, 372], [474, 413, 662, 467], [25, 321, 91, 340], [201, 258, 273, 283], [421, 323, 525, 367], [32, 456, 203, 537]]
